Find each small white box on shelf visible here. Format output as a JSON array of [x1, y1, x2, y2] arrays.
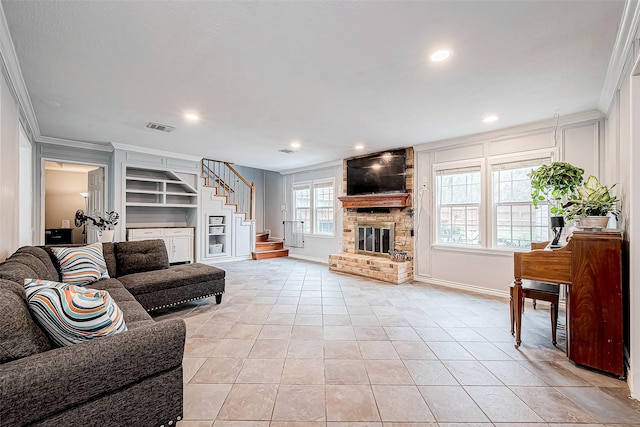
[[209, 217, 223, 225], [209, 226, 224, 234], [209, 243, 223, 254]]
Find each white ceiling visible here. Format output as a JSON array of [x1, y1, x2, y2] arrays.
[[2, 1, 624, 172]]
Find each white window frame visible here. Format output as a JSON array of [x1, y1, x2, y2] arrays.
[[292, 178, 335, 237], [433, 159, 484, 247], [488, 149, 557, 250]]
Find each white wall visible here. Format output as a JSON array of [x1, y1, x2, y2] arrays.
[[413, 113, 603, 296], [0, 68, 20, 261]]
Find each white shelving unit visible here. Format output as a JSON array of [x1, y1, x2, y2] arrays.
[[207, 215, 227, 257], [125, 167, 197, 207]]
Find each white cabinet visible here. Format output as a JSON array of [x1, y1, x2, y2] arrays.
[[127, 227, 194, 264]]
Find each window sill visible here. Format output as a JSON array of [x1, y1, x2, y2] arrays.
[[431, 244, 526, 257]]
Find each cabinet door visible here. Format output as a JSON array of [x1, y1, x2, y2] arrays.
[[171, 235, 193, 263]]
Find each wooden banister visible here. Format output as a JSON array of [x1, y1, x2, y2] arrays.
[[202, 158, 255, 221]]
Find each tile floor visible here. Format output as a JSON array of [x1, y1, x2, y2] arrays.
[[153, 257, 640, 427]]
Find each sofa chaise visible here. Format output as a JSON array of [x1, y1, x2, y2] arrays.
[[0, 239, 225, 426]]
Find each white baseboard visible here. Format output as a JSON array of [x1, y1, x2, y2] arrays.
[[288, 253, 328, 264], [198, 255, 252, 264], [412, 275, 510, 299]]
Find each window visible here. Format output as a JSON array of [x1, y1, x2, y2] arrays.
[[492, 158, 550, 248], [435, 166, 481, 245], [293, 179, 335, 236], [314, 181, 334, 235], [293, 184, 311, 234]]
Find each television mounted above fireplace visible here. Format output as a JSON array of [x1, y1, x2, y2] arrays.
[[346, 149, 406, 196]]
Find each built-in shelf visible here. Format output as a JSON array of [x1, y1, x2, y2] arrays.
[[207, 215, 227, 257], [125, 167, 197, 208]]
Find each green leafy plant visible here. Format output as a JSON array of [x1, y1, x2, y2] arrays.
[[565, 176, 619, 221], [528, 162, 584, 216]]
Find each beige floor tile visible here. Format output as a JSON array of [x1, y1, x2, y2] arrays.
[[323, 314, 351, 326], [287, 339, 324, 358], [354, 326, 389, 341], [377, 315, 410, 327], [258, 324, 292, 339], [555, 387, 640, 423], [217, 384, 278, 420], [213, 422, 269, 427], [265, 313, 296, 325], [442, 360, 502, 386], [381, 423, 436, 427], [371, 385, 434, 422], [358, 341, 399, 360], [211, 339, 255, 358], [414, 328, 455, 342], [192, 323, 234, 339], [364, 360, 414, 384], [282, 358, 325, 384], [271, 304, 298, 314], [272, 385, 326, 421], [324, 305, 349, 315], [236, 312, 270, 324], [291, 325, 324, 340], [235, 358, 284, 383], [392, 341, 437, 360], [350, 315, 381, 326], [177, 421, 214, 427], [325, 341, 361, 359], [481, 360, 548, 386], [404, 360, 458, 385], [464, 386, 544, 423], [295, 314, 323, 326], [515, 361, 590, 387], [248, 339, 289, 359], [426, 342, 475, 360], [184, 338, 221, 357], [383, 327, 421, 341], [183, 357, 207, 383], [272, 423, 326, 427], [459, 341, 512, 361], [324, 326, 357, 340], [326, 385, 380, 422], [190, 358, 244, 384], [418, 386, 490, 422], [183, 383, 232, 420], [325, 359, 370, 385], [225, 324, 263, 340], [510, 386, 598, 423]]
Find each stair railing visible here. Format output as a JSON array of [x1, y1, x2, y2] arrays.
[[202, 158, 255, 221]]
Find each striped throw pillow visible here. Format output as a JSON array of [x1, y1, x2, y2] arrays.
[[51, 242, 110, 286], [24, 279, 127, 347]]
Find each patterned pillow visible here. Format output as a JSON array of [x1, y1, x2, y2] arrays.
[[24, 278, 127, 347], [51, 243, 110, 286]]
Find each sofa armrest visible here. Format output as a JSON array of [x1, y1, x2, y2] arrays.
[[0, 318, 186, 426]]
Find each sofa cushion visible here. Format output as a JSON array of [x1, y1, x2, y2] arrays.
[[115, 239, 169, 276], [0, 280, 51, 363], [15, 247, 60, 281], [102, 242, 118, 278], [24, 279, 127, 347], [117, 263, 225, 296], [50, 243, 110, 286]]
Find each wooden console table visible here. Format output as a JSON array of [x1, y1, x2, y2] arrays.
[[513, 230, 624, 377]]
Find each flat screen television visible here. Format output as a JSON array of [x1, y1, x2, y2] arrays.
[[346, 149, 406, 195]]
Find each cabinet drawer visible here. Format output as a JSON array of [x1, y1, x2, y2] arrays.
[[164, 228, 193, 237], [128, 228, 163, 239]]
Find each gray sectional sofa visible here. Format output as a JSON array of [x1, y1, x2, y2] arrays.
[[0, 239, 226, 426]]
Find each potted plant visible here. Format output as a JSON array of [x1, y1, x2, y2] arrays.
[[565, 175, 619, 229], [75, 209, 120, 242], [528, 162, 584, 245]]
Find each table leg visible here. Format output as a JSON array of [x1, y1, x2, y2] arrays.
[[514, 277, 523, 348]]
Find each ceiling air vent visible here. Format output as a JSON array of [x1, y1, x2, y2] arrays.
[[146, 122, 175, 133], [278, 148, 294, 154]]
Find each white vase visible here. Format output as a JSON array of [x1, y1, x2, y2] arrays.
[[576, 216, 609, 230], [98, 229, 115, 243]]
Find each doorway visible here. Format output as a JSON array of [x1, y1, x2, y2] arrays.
[[43, 162, 105, 245]]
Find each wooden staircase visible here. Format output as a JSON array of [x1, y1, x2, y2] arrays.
[[252, 231, 289, 260]]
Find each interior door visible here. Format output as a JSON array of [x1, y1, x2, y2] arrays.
[[86, 167, 105, 244]]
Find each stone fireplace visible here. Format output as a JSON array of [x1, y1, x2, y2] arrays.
[[329, 148, 414, 284]]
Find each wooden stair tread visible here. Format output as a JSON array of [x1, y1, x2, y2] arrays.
[[252, 248, 289, 260]]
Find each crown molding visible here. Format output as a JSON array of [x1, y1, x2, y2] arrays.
[[414, 110, 603, 152], [599, 0, 640, 113], [0, 4, 39, 141], [38, 135, 114, 152], [110, 142, 202, 161], [279, 159, 343, 175]]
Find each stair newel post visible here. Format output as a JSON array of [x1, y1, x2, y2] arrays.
[[251, 182, 255, 221]]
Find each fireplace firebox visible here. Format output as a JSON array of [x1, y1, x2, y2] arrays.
[[356, 222, 395, 256]]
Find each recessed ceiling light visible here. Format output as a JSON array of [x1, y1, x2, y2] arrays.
[[290, 140, 301, 148], [430, 49, 452, 62], [483, 115, 498, 123], [355, 144, 364, 150], [184, 113, 200, 121]]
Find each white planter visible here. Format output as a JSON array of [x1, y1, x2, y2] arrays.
[[98, 229, 115, 242], [576, 216, 609, 230]]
